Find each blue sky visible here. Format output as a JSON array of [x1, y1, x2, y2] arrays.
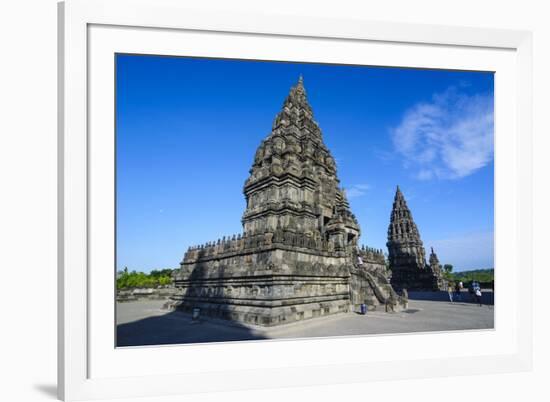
[[116, 54, 494, 272]]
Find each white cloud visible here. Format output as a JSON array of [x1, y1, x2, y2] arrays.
[[391, 87, 494, 180], [345, 184, 371, 199]]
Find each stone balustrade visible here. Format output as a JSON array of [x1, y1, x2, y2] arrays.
[[183, 229, 385, 265], [357, 245, 386, 264]]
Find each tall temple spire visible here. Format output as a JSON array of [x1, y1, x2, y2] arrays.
[[387, 186, 441, 291], [393, 185, 408, 211], [285, 75, 309, 106], [388, 186, 420, 241], [294, 75, 306, 98], [270, 76, 320, 139], [242, 76, 359, 245]]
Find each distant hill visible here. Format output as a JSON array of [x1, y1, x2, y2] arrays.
[[451, 268, 494, 284]]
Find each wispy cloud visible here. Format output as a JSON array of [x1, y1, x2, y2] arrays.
[[345, 184, 371, 199], [373, 148, 395, 163], [391, 87, 493, 180]]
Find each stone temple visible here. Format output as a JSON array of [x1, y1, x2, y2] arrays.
[[386, 186, 444, 291], [169, 77, 406, 326]]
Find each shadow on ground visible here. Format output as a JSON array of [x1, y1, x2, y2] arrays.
[[116, 309, 267, 347], [116, 298, 494, 347]]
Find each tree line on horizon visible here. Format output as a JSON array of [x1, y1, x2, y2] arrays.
[[439, 264, 494, 286], [450, 268, 494, 284], [116, 267, 174, 289], [115, 266, 494, 290]]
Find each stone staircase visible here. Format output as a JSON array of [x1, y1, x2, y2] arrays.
[[351, 267, 408, 312]]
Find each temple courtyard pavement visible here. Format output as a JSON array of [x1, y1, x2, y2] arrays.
[[116, 291, 494, 347]]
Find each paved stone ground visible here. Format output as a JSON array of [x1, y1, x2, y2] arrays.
[[116, 297, 494, 347]]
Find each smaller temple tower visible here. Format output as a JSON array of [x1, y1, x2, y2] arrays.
[[428, 247, 446, 290], [428, 247, 442, 277], [387, 186, 441, 291]]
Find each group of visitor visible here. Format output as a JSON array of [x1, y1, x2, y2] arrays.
[[447, 281, 483, 306]]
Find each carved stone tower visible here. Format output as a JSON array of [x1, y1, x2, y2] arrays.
[[428, 247, 442, 276], [387, 186, 439, 291], [242, 76, 360, 250], [428, 247, 446, 290]]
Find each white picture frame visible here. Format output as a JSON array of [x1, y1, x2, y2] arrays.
[[58, 0, 533, 400]]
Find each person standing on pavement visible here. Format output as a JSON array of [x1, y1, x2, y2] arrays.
[[454, 282, 461, 301], [475, 287, 483, 306]]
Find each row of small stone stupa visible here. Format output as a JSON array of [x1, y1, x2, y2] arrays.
[[187, 237, 383, 255], [183, 226, 384, 265], [187, 236, 384, 255]]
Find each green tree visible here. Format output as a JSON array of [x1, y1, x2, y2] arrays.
[[443, 264, 453, 274], [116, 268, 175, 289]]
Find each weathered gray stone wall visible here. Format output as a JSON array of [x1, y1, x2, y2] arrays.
[[170, 244, 403, 325], [171, 247, 353, 326]]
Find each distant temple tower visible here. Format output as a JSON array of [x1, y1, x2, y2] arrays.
[[428, 247, 442, 276], [428, 247, 446, 289], [387, 186, 441, 291]]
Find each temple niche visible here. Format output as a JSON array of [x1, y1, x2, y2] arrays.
[[168, 77, 406, 326], [386, 187, 444, 291]]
